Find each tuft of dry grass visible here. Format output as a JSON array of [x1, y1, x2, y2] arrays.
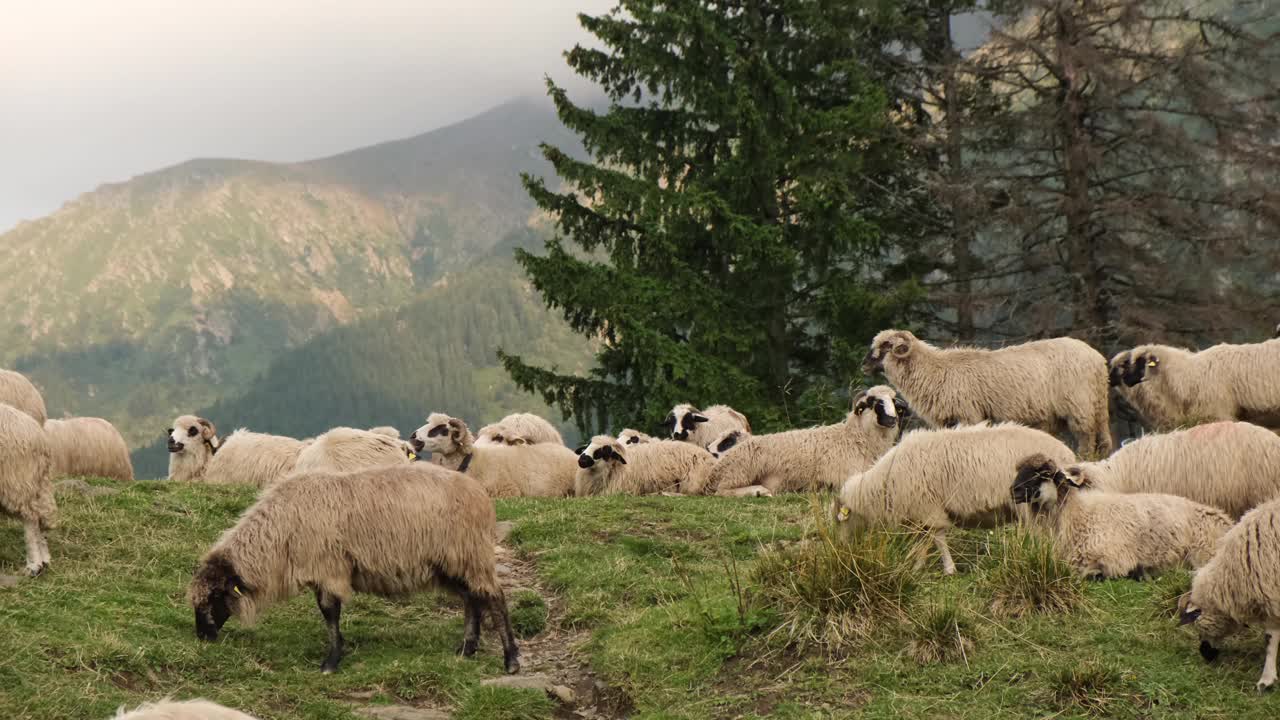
[[905, 599, 976, 665], [987, 527, 1083, 618]]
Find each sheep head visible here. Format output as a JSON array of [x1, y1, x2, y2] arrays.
[[1011, 454, 1084, 509], [618, 429, 653, 446], [1108, 351, 1132, 388], [851, 386, 909, 430], [863, 330, 916, 375], [707, 430, 743, 459], [1124, 349, 1160, 386], [412, 413, 473, 456], [189, 553, 251, 642], [168, 415, 218, 455], [1176, 592, 1240, 663], [576, 435, 627, 471], [665, 404, 709, 441]]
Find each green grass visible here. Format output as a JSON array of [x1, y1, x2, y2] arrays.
[[2, 482, 1280, 719]]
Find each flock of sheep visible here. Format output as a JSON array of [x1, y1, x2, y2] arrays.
[[2, 326, 1280, 717]]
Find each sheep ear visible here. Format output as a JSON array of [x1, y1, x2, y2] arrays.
[[690, 413, 709, 424], [892, 337, 911, 356], [893, 398, 910, 418], [612, 445, 627, 464], [447, 418, 466, 440], [1179, 607, 1202, 625], [574, 445, 588, 455], [197, 418, 216, 440]]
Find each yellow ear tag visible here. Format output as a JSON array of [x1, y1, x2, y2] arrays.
[[232, 586, 243, 597], [407, 450, 417, 460], [837, 507, 850, 522], [1149, 360, 1158, 367]]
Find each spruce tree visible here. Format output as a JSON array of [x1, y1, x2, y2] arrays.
[[502, 0, 924, 434]]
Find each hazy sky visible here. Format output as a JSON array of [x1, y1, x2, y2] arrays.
[[0, 0, 614, 231]]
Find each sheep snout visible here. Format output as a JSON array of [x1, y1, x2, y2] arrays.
[[577, 455, 594, 469], [168, 440, 184, 453]]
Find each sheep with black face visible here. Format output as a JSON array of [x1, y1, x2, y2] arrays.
[[863, 330, 1111, 457], [189, 463, 519, 674], [1121, 340, 1280, 430], [662, 404, 751, 448], [574, 434, 715, 496], [705, 386, 908, 497], [411, 413, 576, 498]]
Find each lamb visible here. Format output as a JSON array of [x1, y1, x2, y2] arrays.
[[44, 417, 135, 482], [293, 427, 412, 475], [188, 463, 519, 674], [476, 412, 564, 446], [618, 428, 658, 446], [112, 699, 258, 720], [706, 429, 745, 459], [1013, 454, 1232, 579], [833, 422, 1077, 575], [411, 413, 576, 498], [1058, 421, 1280, 518], [863, 330, 1112, 457], [1178, 497, 1280, 692], [662, 404, 751, 448], [707, 386, 907, 497], [166, 415, 221, 482], [574, 435, 716, 496], [0, 369, 47, 425], [1122, 340, 1280, 430], [0, 403, 57, 575]]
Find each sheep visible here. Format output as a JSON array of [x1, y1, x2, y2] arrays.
[[1013, 454, 1232, 579], [166, 415, 221, 482], [112, 699, 258, 720], [368, 426, 401, 438], [293, 427, 412, 475], [188, 463, 519, 674], [0, 403, 57, 576], [574, 435, 716, 496], [1178, 497, 1280, 692], [618, 428, 658, 446], [1122, 340, 1280, 430], [706, 429, 745, 459], [0, 369, 47, 426], [662, 404, 751, 448], [1059, 421, 1280, 518], [833, 422, 1077, 575], [476, 412, 564, 446], [706, 386, 907, 497], [411, 413, 576, 498], [863, 330, 1112, 457], [204, 430, 311, 488], [44, 417, 135, 482]]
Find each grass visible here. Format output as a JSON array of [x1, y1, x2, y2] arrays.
[[3, 481, 1280, 719]]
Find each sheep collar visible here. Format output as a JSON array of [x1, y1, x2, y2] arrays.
[[457, 453, 474, 474]]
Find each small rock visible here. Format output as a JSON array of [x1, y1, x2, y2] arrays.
[[495, 563, 512, 577], [494, 521, 515, 543], [481, 675, 575, 705], [354, 706, 449, 720], [550, 685, 576, 705], [0, 575, 21, 589], [346, 689, 379, 700], [54, 479, 119, 497]]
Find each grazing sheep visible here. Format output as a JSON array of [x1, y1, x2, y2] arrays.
[[476, 412, 564, 446], [574, 435, 716, 496], [293, 427, 412, 475], [166, 415, 221, 482], [44, 417, 135, 482], [1179, 497, 1280, 692], [1122, 340, 1280, 430], [0, 403, 57, 575], [204, 430, 311, 488], [411, 414, 575, 498], [1013, 454, 1232, 579], [368, 426, 401, 438], [0, 369, 47, 425], [833, 422, 1076, 575], [189, 463, 519, 674], [706, 429, 745, 459], [863, 330, 1111, 457], [1062, 421, 1280, 518], [662, 404, 751, 448], [618, 428, 658, 446], [707, 386, 907, 497], [112, 699, 258, 720]]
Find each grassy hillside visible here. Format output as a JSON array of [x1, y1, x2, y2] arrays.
[[2, 480, 1278, 719], [0, 98, 582, 449]]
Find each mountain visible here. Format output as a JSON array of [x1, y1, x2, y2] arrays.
[[0, 98, 585, 449]]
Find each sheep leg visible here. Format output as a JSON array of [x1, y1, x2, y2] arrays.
[[482, 591, 521, 675], [457, 593, 482, 657], [932, 530, 957, 576], [717, 485, 773, 498], [22, 521, 46, 576], [314, 589, 345, 674], [1258, 629, 1279, 693]]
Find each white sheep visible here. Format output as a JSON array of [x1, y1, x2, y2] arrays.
[[0, 403, 57, 575], [411, 413, 575, 498], [293, 427, 411, 475], [1062, 421, 1280, 518], [189, 463, 519, 674], [166, 415, 221, 482], [112, 699, 258, 720], [618, 428, 658, 446], [574, 435, 716, 496], [834, 422, 1077, 575], [863, 330, 1112, 457], [707, 386, 907, 497], [662, 404, 751, 448], [1122, 340, 1280, 430], [1179, 497, 1280, 691], [44, 417, 135, 482], [476, 412, 564, 446], [1013, 454, 1232, 579], [0, 369, 47, 426]]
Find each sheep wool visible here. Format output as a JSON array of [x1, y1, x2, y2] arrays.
[[293, 427, 412, 475], [835, 422, 1076, 575], [1013, 454, 1232, 579], [166, 415, 221, 482], [44, 417, 135, 482], [203, 430, 311, 488], [863, 330, 1111, 457], [0, 403, 57, 575], [707, 386, 905, 497], [412, 413, 576, 498], [1123, 340, 1280, 430], [112, 699, 259, 720], [188, 463, 519, 674], [0, 369, 47, 426], [476, 412, 564, 446], [575, 435, 715, 496], [1179, 497, 1280, 692], [617, 428, 658, 446], [367, 426, 401, 438], [664, 404, 751, 448], [1066, 421, 1280, 518]]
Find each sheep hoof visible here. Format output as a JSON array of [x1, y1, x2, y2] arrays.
[[1199, 640, 1220, 663], [25, 562, 44, 577], [458, 640, 478, 658], [320, 664, 339, 675], [1257, 678, 1274, 693], [504, 657, 521, 675]]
